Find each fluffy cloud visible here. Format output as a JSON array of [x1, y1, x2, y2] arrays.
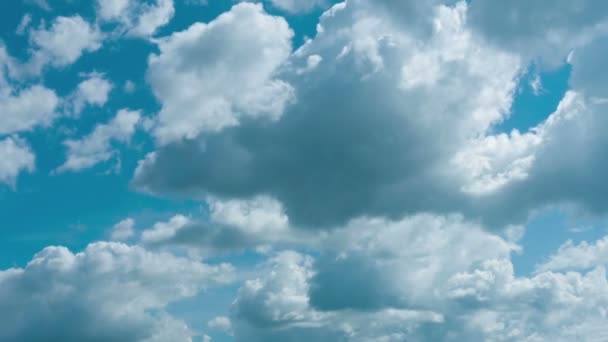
[[134, 1, 522, 227], [0, 242, 235, 341], [146, 2, 294, 144], [230, 216, 608, 341], [0, 136, 35, 187], [26, 16, 103, 74], [96, 0, 175, 37], [0, 84, 58, 135], [0, 45, 59, 135], [110, 217, 136, 241], [139, 196, 304, 256], [57, 109, 141, 173], [538, 236, 608, 272], [66, 73, 113, 117]]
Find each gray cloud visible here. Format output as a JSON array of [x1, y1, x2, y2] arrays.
[[134, 1, 522, 228]]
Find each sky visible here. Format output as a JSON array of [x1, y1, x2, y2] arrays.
[[1, 0, 608, 341]]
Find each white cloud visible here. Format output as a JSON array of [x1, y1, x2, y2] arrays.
[[0, 136, 35, 187], [0, 84, 58, 135], [97, 0, 175, 38], [110, 217, 136, 241], [147, 2, 294, 144], [538, 236, 608, 272], [27, 16, 103, 74], [57, 109, 141, 173], [230, 215, 608, 341], [0, 44, 58, 135], [0, 242, 235, 341], [138, 196, 316, 257], [66, 73, 113, 117], [207, 316, 232, 334]]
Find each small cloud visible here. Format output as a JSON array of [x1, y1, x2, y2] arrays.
[[208, 316, 232, 335], [124, 80, 136, 94], [569, 225, 593, 234], [16, 14, 32, 35], [110, 218, 136, 241]]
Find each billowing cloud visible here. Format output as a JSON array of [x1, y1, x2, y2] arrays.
[[134, 1, 522, 227], [0, 242, 235, 341], [96, 0, 175, 37], [146, 2, 294, 144], [26, 16, 103, 75], [57, 109, 141, 173], [230, 216, 608, 341], [538, 235, 608, 272], [0, 136, 35, 187]]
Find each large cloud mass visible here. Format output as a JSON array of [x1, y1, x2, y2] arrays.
[[0, 242, 234, 342], [3, 0, 608, 341], [134, 1, 523, 227]]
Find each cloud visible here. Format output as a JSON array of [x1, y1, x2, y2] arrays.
[[66, 73, 113, 117], [230, 215, 608, 341], [0, 136, 35, 187], [466, 0, 608, 66], [26, 16, 103, 74], [0, 242, 235, 342], [16, 14, 32, 35], [139, 196, 307, 257], [146, 2, 294, 144], [537, 236, 608, 272], [133, 1, 522, 228], [207, 316, 232, 334], [0, 84, 58, 135], [110, 217, 136, 241], [268, 0, 325, 14], [96, 0, 175, 37], [0, 45, 58, 135], [56, 109, 141, 173]]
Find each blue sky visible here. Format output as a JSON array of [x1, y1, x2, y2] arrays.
[[1, 1, 608, 341]]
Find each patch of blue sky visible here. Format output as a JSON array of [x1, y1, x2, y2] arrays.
[[512, 207, 608, 276], [496, 61, 572, 134]]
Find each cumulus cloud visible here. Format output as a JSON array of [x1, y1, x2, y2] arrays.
[[134, 1, 522, 227], [110, 217, 136, 241], [66, 73, 113, 117], [26, 16, 103, 74], [146, 2, 294, 144], [96, 0, 175, 37], [0, 45, 58, 135], [0, 136, 35, 187], [0, 84, 58, 135], [230, 216, 608, 341], [538, 235, 608, 272], [57, 109, 141, 173], [0, 242, 235, 341]]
